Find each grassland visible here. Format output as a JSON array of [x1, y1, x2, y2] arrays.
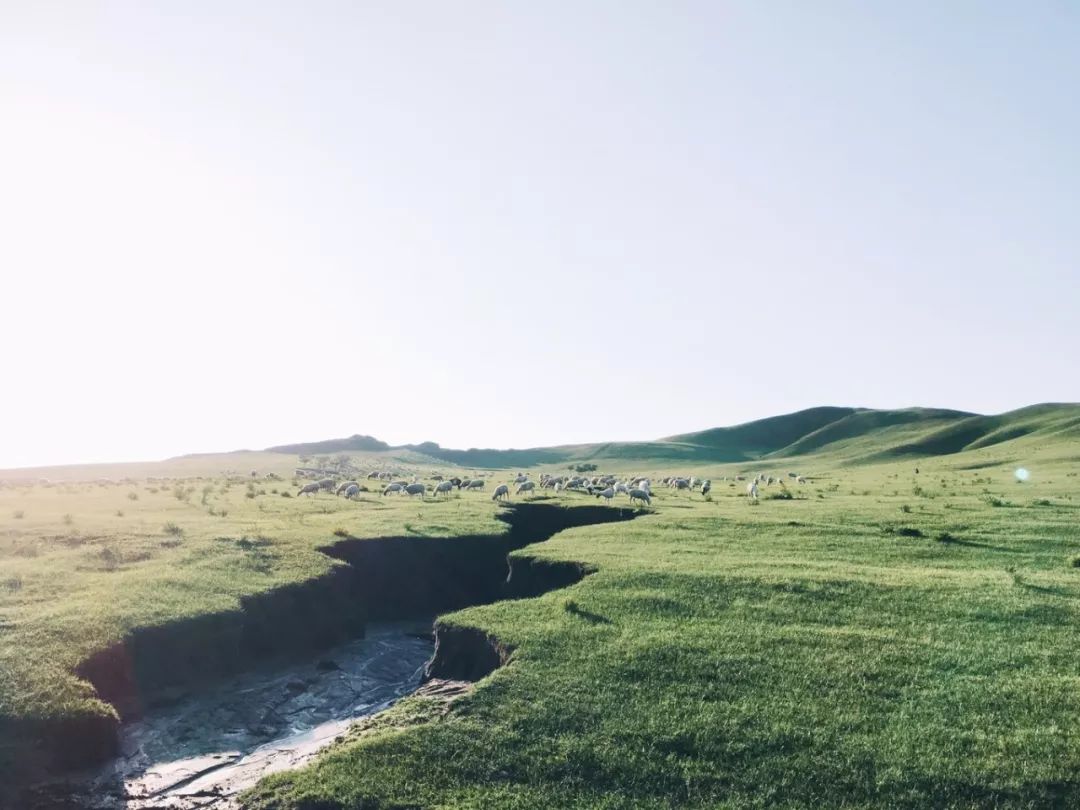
[[2, 405, 1079, 807]]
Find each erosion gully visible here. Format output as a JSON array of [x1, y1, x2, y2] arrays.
[[20, 503, 638, 809]]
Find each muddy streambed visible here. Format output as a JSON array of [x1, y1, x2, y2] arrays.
[[45, 622, 433, 809]]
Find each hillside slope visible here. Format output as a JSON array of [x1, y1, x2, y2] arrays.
[[268, 405, 1080, 468]]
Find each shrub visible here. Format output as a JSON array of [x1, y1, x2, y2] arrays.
[[332, 527, 349, 537], [982, 494, 1008, 508], [936, 532, 957, 544], [62, 514, 73, 526], [4, 575, 22, 592], [13, 510, 23, 519], [899, 504, 912, 514], [1031, 498, 1051, 507], [162, 522, 183, 536], [115, 510, 124, 518], [100, 546, 120, 571], [280, 491, 292, 498], [1070, 555, 1080, 569]]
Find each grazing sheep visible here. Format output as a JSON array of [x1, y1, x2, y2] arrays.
[[614, 482, 629, 495], [514, 473, 528, 484], [466, 480, 485, 491], [298, 482, 321, 497], [492, 484, 510, 501], [335, 481, 359, 495], [595, 486, 615, 503], [701, 480, 711, 496], [459, 479, 472, 490], [629, 488, 651, 506], [434, 481, 454, 497], [673, 478, 691, 491], [367, 471, 380, 479], [747, 482, 759, 500], [516, 481, 536, 495], [382, 482, 405, 496], [404, 483, 426, 497], [318, 478, 335, 492], [343, 484, 360, 499]]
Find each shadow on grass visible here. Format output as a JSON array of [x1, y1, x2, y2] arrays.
[[564, 602, 612, 625], [939, 536, 1020, 553]]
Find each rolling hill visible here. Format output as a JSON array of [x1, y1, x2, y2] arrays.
[[260, 403, 1080, 469]]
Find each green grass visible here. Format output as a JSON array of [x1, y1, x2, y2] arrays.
[[241, 450, 1080, 808], [2, 410, 1079, 807]]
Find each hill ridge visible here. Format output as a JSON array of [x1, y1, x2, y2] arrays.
[[258, 403, 1078, 469]]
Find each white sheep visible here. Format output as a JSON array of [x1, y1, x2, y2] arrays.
[[629, 488, 651, 506], [746, 482, 759, 500], [595, 486, 615, 503], [404, 482, 426, 497], [516, 481, 536, 495], [343, 484, 360, 499], [701, 480, 711, 496], [298, 482, 320, 497], [492, 484, 511, 501], [466, 480, 485, 491], [382, 482, 405, 496], [434, 481, 454, 497]]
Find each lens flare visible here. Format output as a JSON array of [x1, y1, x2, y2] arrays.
[[1015, 468, 1030, 482]]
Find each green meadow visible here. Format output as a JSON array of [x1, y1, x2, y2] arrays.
[[2, 405, 1079, 808]]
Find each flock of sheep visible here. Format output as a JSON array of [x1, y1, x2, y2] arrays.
[[294, 469, 811, 505]]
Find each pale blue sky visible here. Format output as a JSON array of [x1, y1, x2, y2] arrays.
[[1, 2, 1077, 467]]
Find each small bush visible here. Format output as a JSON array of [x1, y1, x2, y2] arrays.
[[127, 492, 139, 501], [4, 575, 22, 592], [1031, 498, 1052, 507], [162, 522, 184, 537], [982, 494, 1008, 508], [13, 510, 24, 519], [332, 527, 349, 537], [1069, 555, 1080, 569], [936, 532, 957, 544], [899, 504, 912, 514], [115, 510, 124, 517], [62, 513, 74, 526], [100, 546, 120, 571], [765, 490, 794, 501], [280, 491, 292, 498]]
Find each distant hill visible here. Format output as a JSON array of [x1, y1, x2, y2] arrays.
[[2, 403, 1077, 481], [260, 404, 1080, 469], [266, 434, 391, 455]]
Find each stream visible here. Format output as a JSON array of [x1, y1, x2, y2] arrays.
[[41, 621, 433, 810]]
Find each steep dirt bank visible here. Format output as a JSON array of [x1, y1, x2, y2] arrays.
[[33, 503, 638, 780]]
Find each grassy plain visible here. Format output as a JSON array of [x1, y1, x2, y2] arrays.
[[1, 406, 1078, 807]]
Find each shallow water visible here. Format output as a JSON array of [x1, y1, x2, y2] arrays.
[[47, 622, 433, 809]]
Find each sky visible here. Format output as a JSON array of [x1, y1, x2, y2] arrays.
[[1, 2, 1077, 468]]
